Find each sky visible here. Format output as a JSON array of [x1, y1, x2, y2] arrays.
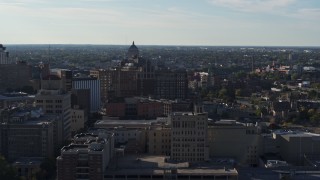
[[1, 0, 320, 46]]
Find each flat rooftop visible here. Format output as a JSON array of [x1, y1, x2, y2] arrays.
[[95, 119, 166, 129], [274, 130, 320, 138], [13, 157, 43, 166], [106, 155, 238, 176]]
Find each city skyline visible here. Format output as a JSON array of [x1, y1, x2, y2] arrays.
[[1, 0, 320, 46]]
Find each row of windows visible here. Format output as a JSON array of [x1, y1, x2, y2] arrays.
[[172, 131, 205, 136], [46, 110, 62, 113], [115, 133, 137, 136], [36, 100, 62, 103], [172, 147, 205, 152]]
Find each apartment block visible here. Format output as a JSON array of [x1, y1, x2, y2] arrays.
[[57, 132, 114, 180], [35, 89, 72, 146], [71, 107, 87, 135], [0, 108, 56, 161]]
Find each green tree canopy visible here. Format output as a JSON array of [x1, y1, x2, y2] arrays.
[[0, 155, 20, 180]]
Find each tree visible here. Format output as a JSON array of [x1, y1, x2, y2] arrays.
[[308, 90, 318, 99], [291, 73, 298, 81], [310, 113, 320, 125], [0, 155, 20, 180], [35, 158, 56, 180], [235, 89, 243, 97]]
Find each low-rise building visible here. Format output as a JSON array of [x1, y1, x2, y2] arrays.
[[57, 132, 114, 180], [208, 120, 261, 166], [273, 130, 320, 166], [12, 157, 43, 179], [0, 108, 57, 161]]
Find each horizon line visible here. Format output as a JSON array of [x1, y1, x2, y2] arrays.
[[5, 43, 320, 48]]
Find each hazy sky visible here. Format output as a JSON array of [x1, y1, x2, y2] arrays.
[[1, 0, 320, 46]]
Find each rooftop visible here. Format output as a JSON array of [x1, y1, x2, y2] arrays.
[[12, 157, 44, 166], [106, 155, 238, 176], [95, 119, 161, 127]]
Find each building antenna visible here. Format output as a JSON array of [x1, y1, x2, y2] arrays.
[[48, 45, 52, 89]]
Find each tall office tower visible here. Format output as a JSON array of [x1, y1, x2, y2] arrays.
[[35, 89, 71, 147], [0, 44, 9, 64], [170, 106, 209, 162], [0, 108, 56, 161], [73, 77, 101, 113], [57, 132, 114, 180], [155, 69, 188, 100]]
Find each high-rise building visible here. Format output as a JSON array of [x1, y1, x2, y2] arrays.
[[57, 132, 114, 180], [35, 89, 72, 146], [0, 44, 9, 64], [90, 69, 116, 102], [170, 106, 209, 162], [73, 77, 101, 113]]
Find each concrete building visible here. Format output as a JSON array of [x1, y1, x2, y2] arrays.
[[35, 89, 72, 146], [90, 69, 116, 102], [73, 77, 101, 112], [272, 130, 320, 166], [0, 44, 9, 64], [40, 69, 72, 92], [208, 120, 261, 166], [0, 93, 34, 109], [170, 109, 209, 162], [12, 157, 43, 179], [105, 97, 163, 119], [71, 107, 87, 135], [0, 108, 57, 161], [155, 69, 188, 100], [148, 127, 171, 156], [105, 155, 238, 180], [50, 69, 73, 91], [0, 61, 32, 91], [163, 99, 192, 116], [57, 132, 114, 180], [71, 89, 90, 116]]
